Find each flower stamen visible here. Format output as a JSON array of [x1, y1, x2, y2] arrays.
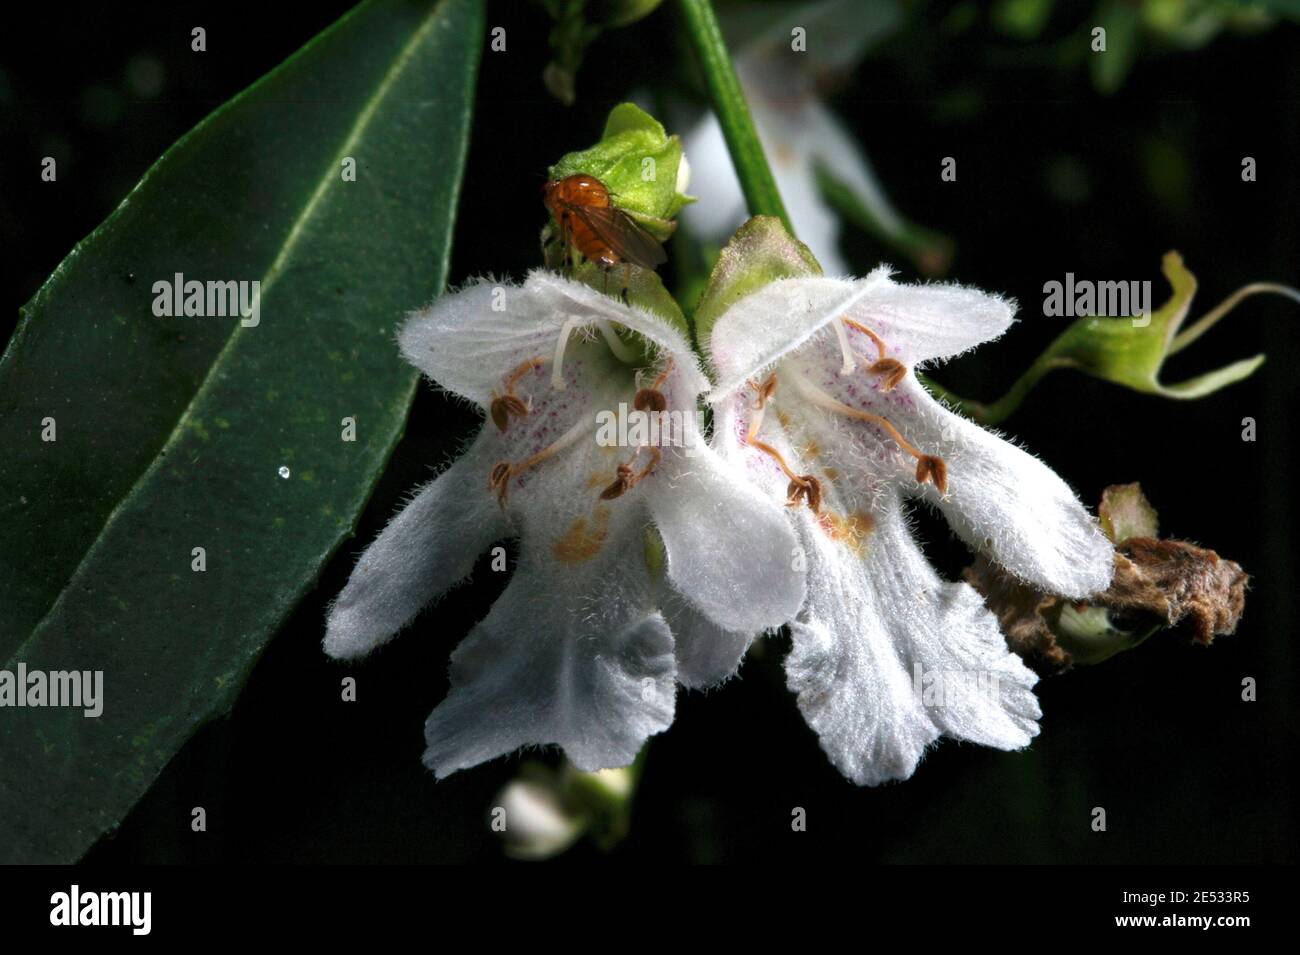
[[844, 317, 907, 391], [490, 357, 548, 431], [745, 373, 779, 440], [550, 317, 584, 390], [787, 367, 948, 494], [746, 436, 822, 513], [831, 317, 857, 375], [599, 446, 662, 500], [634, 357, 674, 412], [487, 418, 589, 507], [551, 319, 640, 391]]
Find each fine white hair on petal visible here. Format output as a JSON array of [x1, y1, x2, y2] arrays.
[[399, 271, 708, 409], [707, 275, 880, 401], [707, 271, 1016, 402], [399, 276, 558, 408], [323, 440, 509, 660], [422, 504, 677, 778], [840, 268, 1017, 369], [786, 490, 1040, 787], [901, 381, 1115, 599], [658, 585, 758, 690], [646, 438, 806, 635], [524, 269, 711, 397]]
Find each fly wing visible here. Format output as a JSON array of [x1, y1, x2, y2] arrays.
[[568, 204, 668, 270]]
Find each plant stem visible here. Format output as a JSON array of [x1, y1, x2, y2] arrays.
[[676, 0, 791, 231], [919, 357, 1065, 427]]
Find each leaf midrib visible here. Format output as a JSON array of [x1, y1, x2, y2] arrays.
[[6, 0, 453, 663]]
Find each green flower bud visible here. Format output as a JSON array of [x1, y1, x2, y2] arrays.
[[564, 259, 693, 343], [548, 103, 694, 236], [694, 215, 822, 345]]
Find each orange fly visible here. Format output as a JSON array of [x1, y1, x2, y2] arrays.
[[543, 174, 668, 276]]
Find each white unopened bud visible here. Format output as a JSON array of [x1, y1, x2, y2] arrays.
[[493, 779, 583, 860]]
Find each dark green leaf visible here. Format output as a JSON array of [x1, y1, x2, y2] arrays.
[[0, 0, 484, 862]]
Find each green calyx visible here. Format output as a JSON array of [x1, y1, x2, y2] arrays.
[[1039, 250, 1266, 400], [565, 259, 692, 347], [693, 215, 822, 347], [935, 250, 1293, 425], [547, 102, 693, 239]]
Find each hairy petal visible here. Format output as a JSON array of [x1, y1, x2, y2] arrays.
[[324, 441, 507, 660], [647, 439, 805, 634], [708, 274, 1014, 401], [904, 382, 1115, 598], [787, 489, 1040, 786], [423, 504, 675, 777], [400, 270, 706, 408], [659, 587, 757, 689]]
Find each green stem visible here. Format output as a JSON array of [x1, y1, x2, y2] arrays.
[[676, 0, 791, 231], [920, 356, 1067, 427]]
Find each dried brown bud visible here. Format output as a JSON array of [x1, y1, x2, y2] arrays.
[[965, 483, 1248, 672]]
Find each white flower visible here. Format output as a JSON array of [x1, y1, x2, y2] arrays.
[[324, 269, 804, 777], [682, 17, 921, 276], [705, 262, 1115, 785]]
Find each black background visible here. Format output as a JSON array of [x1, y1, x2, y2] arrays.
[[2, 0, 1296, 864]]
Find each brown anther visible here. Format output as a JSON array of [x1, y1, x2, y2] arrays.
[[785, 474, 822, 513], [489, 394, 530, 432], [914, 455, 948, 495], [634, 388, 667, 413], [599, 463, 635, 500], [600, 447, 661, 501], [868, 358, 907, 391], [488, 461, 513, 507], [748, 373, 778, 410]]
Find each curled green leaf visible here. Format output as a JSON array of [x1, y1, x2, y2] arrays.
[[934, 251, 1299, 424]]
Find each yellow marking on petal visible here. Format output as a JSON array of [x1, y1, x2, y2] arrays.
[[818, 509, 876, 555], [554, 506, 612, 564], [823, 467, 839, 481]]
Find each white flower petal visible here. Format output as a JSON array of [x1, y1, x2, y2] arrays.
[[708, 272, 1017, 401], [659, 587, 756, 690], [707, 276, 872, 400], [842, 267, 1016, 368], [400, 277, 560, 408], [646, 440, 805, 634], [400, 271, 706, 408], [786, 490, 1040, 786], [525, 270, 710, 397], [903, 383, 1115, 598], [423, 507, 676, 777], [324, 441, 507, 660], [679, 111, 749, 239]]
